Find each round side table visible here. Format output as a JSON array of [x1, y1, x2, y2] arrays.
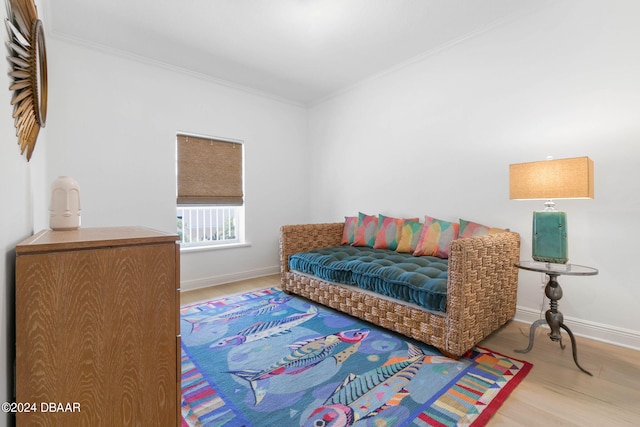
[[514, 261, 598, 376]]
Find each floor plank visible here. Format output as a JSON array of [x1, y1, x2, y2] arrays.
[[180, 275, 640, 426]]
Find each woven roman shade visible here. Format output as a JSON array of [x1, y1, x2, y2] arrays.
[[177, 135, 243, 205]]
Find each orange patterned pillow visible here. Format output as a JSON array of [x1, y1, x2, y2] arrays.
[[459, 219, 506, 238], [413, 215, 460, 258], [373, 215, 419, 250], [341, 216, 358, 245], [352, 212, 378, 247]]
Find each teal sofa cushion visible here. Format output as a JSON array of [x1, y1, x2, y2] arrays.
[[288, 246, 448, 312]]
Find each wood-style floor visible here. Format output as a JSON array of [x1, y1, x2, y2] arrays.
[[181, 275, 640, 426]]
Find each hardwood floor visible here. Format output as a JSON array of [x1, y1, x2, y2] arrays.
[[181, 275, 640, 426], [180, 275, 281, 305]]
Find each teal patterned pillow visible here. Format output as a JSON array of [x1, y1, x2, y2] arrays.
[[352, 212, 378, 247], [341, 216, 358, 245]]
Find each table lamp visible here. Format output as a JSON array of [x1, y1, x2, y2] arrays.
[[509, 156, 594, 264]]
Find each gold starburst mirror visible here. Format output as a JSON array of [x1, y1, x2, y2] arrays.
[[5, 0, 47, 161]]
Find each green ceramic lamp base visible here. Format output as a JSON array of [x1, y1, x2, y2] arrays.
[[532, 211, 568, 264]]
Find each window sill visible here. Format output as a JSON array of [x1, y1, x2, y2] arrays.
[[179, 242, 251, 253]]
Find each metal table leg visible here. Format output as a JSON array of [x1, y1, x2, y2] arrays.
[[515, 318, 547, 354], [515, 273, 592, 375], [560, 323, 593, 376]]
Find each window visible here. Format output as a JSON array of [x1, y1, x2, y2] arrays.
[[176, 134, 244, 248]]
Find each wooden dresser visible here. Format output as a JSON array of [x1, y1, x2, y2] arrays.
[[15, 227, 180, 426]]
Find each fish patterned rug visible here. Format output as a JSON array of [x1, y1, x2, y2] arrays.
[[180, 288, 532, 427]]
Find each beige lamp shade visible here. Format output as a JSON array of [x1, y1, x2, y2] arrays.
[[509, 156, 594, 200]]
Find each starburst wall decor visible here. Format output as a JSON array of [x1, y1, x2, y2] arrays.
[[5, 0, 47, 161]]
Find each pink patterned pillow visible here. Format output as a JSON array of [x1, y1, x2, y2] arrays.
[[352, 212, 378, 247], [459, 219, 507, 238], [341, 216, 358, 245], [413, 215, 460, 258], [395, 220, 423, 253], [373, 215, 419, 250]]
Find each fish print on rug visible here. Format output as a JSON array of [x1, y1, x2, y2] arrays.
[[302, 342, 455, 426], [181, 288, 532, 427]]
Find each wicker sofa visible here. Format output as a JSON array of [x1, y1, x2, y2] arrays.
[[279, 222, 521, 357]]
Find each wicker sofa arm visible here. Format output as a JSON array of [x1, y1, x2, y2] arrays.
[[279, 223, 344, 275], [445, 231, 521, 355]]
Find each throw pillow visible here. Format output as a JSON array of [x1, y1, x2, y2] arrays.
[[341, 216, 358, 245], [395, 220, 423, 253], [413, 215, 460, 258], [352, 212, 378, 247], [459, 219, 507, 238], [373, 215, 419, 250]]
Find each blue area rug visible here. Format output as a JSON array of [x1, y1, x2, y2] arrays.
[[181, 288, 531, 427]]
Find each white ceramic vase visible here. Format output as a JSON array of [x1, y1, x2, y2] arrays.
[[49, 176, 81, 230]]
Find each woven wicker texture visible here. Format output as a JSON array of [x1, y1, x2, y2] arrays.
[[279, 223, 520, 357]]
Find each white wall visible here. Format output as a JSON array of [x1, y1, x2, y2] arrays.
[[0, 85, 34, 427], [0, 1, 48, 420], [44, 40, 310, 289], [308, 0, 640, 348]]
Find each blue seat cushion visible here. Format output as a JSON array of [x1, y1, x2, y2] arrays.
[[288, 246, 448, 312]]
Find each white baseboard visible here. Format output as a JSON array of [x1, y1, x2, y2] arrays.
[[515, 306, 640, 351], [181, 266, 280, 292]]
